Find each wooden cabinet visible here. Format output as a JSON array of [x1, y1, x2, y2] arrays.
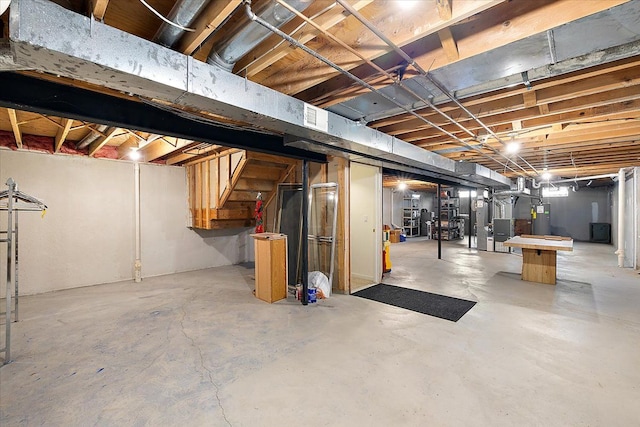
[[251, 233, 287, 303]]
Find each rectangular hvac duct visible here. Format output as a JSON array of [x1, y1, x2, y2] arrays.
[[8, 0, 511, 188]]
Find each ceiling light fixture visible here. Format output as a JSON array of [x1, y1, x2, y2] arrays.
[[397, 0, 419, 11], [541, 171, 552, 181], [398, 182, 407, 191], [506, 141, 520, 154], [129, 149, 141, 161]]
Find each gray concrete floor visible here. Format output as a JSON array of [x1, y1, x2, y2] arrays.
[[1, 240, 639, 426]]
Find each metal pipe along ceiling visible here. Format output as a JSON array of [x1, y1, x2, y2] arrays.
[[246, 1, 520, 175], [334, 0, 539, 177], [8, 0, 511, 188], [207, 0, 312, 71], [153, 0, 211, 48]]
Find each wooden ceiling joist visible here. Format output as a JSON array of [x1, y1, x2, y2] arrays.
[[88, 127, 120, 157], [256, 0, 505, 95], [54, 118, 73, 152], [91, 0, 110, 21], [235, 0, 374, 77], [177, 0, 242, 55], [436, 0, 453, 21], [7, 109, 22, 149]]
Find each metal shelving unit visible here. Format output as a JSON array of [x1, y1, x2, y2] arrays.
[[403, 195, 420, 237], [433, 197, 462, 240]]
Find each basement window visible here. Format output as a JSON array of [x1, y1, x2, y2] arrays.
[[542, 186, 569, 198]]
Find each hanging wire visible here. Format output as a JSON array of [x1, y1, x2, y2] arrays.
[[138, 0, 196, 32]]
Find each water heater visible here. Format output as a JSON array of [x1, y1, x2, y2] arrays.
[[532, 203, 550, 235]]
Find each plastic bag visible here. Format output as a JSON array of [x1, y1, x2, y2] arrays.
[[308, 271, 330, 298]]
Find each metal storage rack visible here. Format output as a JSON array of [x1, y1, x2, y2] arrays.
[[402, 195, 420, 237], [433, 197, 462, 240], [1, 178, 47, 365]]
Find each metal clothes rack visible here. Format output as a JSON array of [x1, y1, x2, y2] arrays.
[[1, 178, 47, 365]]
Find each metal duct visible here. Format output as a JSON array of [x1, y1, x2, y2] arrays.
[[207, 0, 311, 71], [0, 39, 31, 71], [153, 0, 210, 48], [76, 124, 108, 149], [9, 0, 512, 188]]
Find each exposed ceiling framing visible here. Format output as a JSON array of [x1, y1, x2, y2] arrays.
[[0, 0, 638, 187]]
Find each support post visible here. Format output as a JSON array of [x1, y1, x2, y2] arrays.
[[468, 192, 472, 249], [4, 179, 15, 364], [134, 162, 142, 282], [615, 168, 626, 267], [437, 183, 442, 260], [14, 205, 18, 322], [301, 160, 309, 305]]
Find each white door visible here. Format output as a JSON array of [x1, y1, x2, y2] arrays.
[[349, 162, 382, 291]]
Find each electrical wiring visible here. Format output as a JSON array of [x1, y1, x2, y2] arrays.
[[138, 0, 196, 32]]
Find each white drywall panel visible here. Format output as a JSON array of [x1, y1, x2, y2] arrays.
[[0, 149, 134, 295], [139, 163, 252, 277]]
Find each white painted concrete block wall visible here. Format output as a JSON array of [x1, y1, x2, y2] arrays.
[[0, 150, 252, 295]]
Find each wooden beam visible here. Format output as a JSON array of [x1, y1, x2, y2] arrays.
[[436, 0, 453, 20], [91, 0, 110, 21], [297, 0, 628, 104], [139, 138, 193, 162], [178, 0, 242, 55], [523, 90, 537, 108], [88, 127, 120, 156], [54, 118, 73, 152], [7, 109, 22, 148], [372, 58, 640, 131], [237, 0, 374, 77], [116, 135, 139, 159], [438, 27, 459, 62], [258, 0, 505, 95]]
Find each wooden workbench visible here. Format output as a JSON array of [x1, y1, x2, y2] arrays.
[[503, 235, 573, 285]]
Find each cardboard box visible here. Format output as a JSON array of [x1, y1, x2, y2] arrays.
[[389, 229, 401, 243]]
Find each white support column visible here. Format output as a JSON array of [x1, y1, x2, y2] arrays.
[[615, 168, 626, 268], [134, 162, 142, 282]]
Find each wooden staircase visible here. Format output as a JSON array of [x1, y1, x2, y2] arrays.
[[186, 150, 298, 230]]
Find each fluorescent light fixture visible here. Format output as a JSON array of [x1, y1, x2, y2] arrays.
[[458, 190, 478, 198], [542, 186, 569, 198], [411, 193, 420, 199], [398, 182, 407, 191]]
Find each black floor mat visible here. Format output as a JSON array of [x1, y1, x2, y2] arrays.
[[353, 283, 476, 322]]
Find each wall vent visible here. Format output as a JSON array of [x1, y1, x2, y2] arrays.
[[303, 103, 328, 133]]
